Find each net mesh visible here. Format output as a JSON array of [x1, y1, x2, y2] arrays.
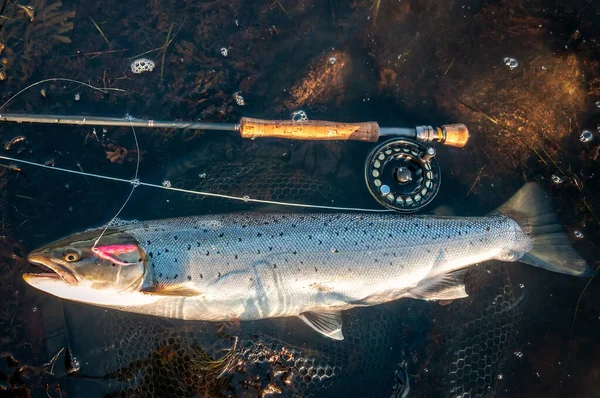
[[75, 264, 521, 397]]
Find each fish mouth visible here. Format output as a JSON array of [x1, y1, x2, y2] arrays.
[[25, 253, 78, 285]]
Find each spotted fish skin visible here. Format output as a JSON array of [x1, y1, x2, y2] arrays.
[[123, 212, 529, 321], [24, 184, 591, 340]]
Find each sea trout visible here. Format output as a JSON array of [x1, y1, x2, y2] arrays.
[[24, 183, 591, 340]]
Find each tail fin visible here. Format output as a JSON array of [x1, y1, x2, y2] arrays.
[[495, 183, 592, 277]]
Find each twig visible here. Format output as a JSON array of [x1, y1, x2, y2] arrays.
[[160, 22, 174, 84], [466, 166, 485, 196], [455, 98, 499, 124], [443, 58, 454, 76], [570, 263, 600, 333], [42, 347, 64, 375], [90, 17, 111, 47], [582, 197, 600, 226], [127, 46, 163, 60], [85, 49, 128, 56], [275, 1, 291, 19], [0, 0, 11, 33]]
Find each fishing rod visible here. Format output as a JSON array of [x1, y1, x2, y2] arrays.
[[0, 113, 469, 147]]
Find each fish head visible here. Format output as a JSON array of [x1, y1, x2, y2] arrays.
[[23, 228, 147, 304]]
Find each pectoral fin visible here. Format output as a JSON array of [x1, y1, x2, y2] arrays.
[[141, 283, 203, 297], [407, 269, 468, 301], [298, 310, 344, 340]]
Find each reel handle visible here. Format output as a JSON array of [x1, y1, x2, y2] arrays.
[[239, 117, 380, 142]]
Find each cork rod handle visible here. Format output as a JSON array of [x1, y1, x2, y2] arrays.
[[239, 117, 381, 142]]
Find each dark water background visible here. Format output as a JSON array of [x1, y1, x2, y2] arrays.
[[0, 0, 599, 396]]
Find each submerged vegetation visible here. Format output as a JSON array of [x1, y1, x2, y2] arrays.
[[0, 0, 75, 81]]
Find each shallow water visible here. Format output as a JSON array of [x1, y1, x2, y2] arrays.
[[0, 0, 599, 396]]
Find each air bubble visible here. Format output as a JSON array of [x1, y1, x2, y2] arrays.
[[513, 351, 523, 358], [579, 130, 593, 143], [130, 58, 155, 74], [519, 283, 524, 288], [503, 57, 518, 70], [162, 180, 172, 188], [234, 91, 245, 106], [551, 175, 563, 184], [220, 47, 228, 57], [291, 110, 308, 122], [574, 230, 584, 239]]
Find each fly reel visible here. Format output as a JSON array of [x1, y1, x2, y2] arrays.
[[365, 138, 441, 212]]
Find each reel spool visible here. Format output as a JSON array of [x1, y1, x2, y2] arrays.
[[365, 138, 440, 212]]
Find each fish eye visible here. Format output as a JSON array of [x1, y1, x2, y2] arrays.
[[63, 249, 80, 262]]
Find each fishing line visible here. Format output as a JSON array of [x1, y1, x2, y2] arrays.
[[0, 154, 391, 212], [0, 78, 127, 111], [91, 116, 141, 250]]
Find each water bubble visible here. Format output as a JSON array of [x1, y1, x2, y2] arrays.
[[328, 57, 336, 65], [514, 351, 523, 358], [220, 47, 228, 57], [551, 175, 563, 184], [234, 91, 245, 106], [130, 58, 155, 74], [519, 283, 525, 288], [130, 178, 141, 187], [497, 374, 504, 380], [74, 93, 80, 101], [242, 195, 250, 202], [69, 355, 81, 372], [580, 129, 593, 143], [162, 180, 172, 188], [291, 110, 308, 122], [503, 57, 519, 70], [198, 172, 207, 178], [574, 230, 584, 239]]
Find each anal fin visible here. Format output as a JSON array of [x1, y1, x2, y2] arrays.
[[407, 269, 468, 301], [298, 310, 344, 341]]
